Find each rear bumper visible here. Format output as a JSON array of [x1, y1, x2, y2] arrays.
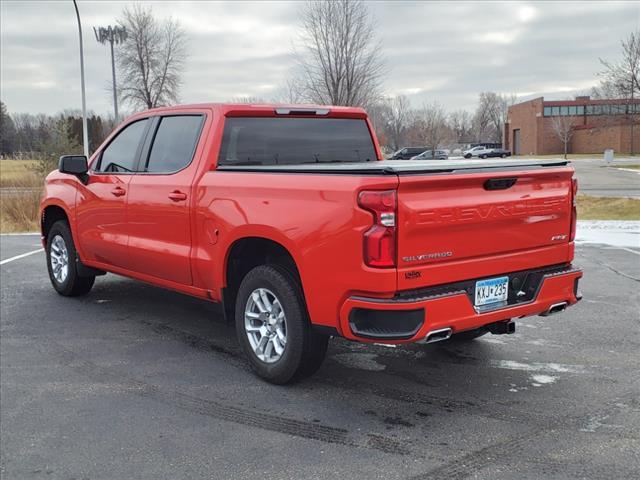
[[339, 264, 582, 343]]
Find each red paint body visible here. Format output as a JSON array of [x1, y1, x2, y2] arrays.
[[41, 103, 582, 343]]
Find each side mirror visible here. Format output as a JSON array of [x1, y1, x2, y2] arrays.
[[59, 155, 88, 175], [59, 155, 89, 184]]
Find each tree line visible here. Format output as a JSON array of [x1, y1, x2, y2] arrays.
[[367, 92, 514, 153], [0, 103, 116, 160]]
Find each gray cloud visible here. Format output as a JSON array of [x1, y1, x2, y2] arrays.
[[1, 0, 638, 116]]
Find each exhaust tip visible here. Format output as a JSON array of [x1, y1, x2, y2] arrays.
[[540, 302, 568, 317], [423, 327, 452, 344]]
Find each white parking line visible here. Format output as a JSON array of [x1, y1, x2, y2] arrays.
[[614, 167, 640, 174], [0, 248, 44, 266], [0, 232, 39, 236], [617, 247, 640, 256]]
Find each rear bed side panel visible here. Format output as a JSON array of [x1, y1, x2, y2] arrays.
[[396, 166, 575, 290], [192, 171, 399, 331]]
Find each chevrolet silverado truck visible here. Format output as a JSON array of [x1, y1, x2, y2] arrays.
[[40, 103, 583, 384]]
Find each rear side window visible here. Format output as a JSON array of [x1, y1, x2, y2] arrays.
[[218, 117, 377, 166], [145, 115, 204, 173], [96, 119, 148, 173]]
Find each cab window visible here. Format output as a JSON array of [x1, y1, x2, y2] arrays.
[[144, 115, 204, 173], [95, 119, 149, 173]]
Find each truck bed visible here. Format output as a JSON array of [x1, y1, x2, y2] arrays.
[[216, 158, 569, 175]]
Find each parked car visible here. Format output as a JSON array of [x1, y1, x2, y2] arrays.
[[390, 147, 428, 160], [463, 146, 493, 158], [410, 149, 449, 160], [463, 146, 511, 159], [40, 103, 582, 384], [486, 148, 512, 158]]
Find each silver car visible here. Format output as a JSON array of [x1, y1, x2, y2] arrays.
[[410, 149, 449, 160]]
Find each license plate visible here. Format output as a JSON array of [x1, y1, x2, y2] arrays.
[[475, 276, 509, 307]]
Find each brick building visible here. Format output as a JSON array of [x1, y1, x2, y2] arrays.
[[504, 96, 640, 155]]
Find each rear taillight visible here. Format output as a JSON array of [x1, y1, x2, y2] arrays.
[[570, 177, 578, 241], [358, 190, 397, 268]]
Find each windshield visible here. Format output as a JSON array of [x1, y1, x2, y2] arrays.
[[218, 117, 378, 166]]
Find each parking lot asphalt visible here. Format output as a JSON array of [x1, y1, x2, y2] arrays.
[[567, 158, 640, 198], [1, 234, 639, 480]]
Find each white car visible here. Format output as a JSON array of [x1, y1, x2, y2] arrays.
[[463, 146, 494, 159]]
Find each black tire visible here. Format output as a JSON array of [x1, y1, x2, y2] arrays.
[[235, 265, 328, 384], [464, 154, 472, 159], [501, 154, 506, 158], [480, 154, 487, 159], [46, 220, 95, 296], [447, 328, 487, 342]]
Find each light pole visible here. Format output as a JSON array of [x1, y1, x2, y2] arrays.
[[72, 0, 89, 158], [93, 25, 127, 121]]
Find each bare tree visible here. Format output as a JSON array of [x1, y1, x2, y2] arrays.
[[228, 96, 267, 104], [595, 30, 640, 154], [473, 92, 515, 144], [551, 115, 575, 159], [295, 0, 385, 108], [472, 99, 492, 142], [116, 4, 187, 110], [597, 30, 640, 98], [416, 102, 449, 153], [449, 109, 473, 144], [381, 95, 411, 150], [272, 78, 307, 104], [363, 101, 389, 147]]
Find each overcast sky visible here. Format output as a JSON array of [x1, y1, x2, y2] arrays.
[[1, 1, 639, 116]]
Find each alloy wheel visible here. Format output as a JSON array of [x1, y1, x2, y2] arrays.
[[50, 234, 69, 284], [244, 288, 287, 363]]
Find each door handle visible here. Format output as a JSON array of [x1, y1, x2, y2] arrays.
[[168, 190, 187, 201], [111, 187, 126, 197]]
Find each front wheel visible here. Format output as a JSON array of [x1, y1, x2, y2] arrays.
[[480, 154, 488, 159], [235, 265, 328, 384], [46, 220, 95, 296]]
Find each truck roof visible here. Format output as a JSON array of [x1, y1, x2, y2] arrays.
[[138, 103, 368, 118]]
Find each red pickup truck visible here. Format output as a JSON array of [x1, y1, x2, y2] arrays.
[[40, 103, 582, 384]]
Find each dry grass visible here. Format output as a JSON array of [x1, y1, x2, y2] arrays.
[[1, 160, 43, 233], [0, 190, 41, 233], [577, 195, 640, 220], [615, 164, 640, 170], [0, 160, 41, 187]]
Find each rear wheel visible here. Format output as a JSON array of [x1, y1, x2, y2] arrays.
[[46, 220, 95, 296], [235, 265, 328, 384], [501, 154, 507, 158]]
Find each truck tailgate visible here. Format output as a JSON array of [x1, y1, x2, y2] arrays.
[[396, 166, 574, 288]]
